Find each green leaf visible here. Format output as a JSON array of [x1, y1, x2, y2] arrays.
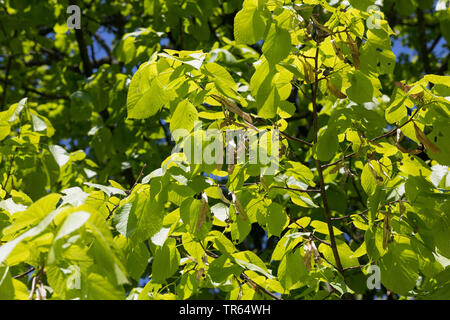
[[125, 241, 150, 281], [54, 211, 91, 241], [310, 220, 343, 236], [266, 202, 288, 237], [114, 203, 136, 238], [0, 267, 14, 299], [346, 71, 374, 104], [349, 0, 375, 11], [202, 62, 238, 98], [131, 185, 165, 243], [86, 273, 125, 300], [0, 208, 60, 264], [379, 238, 419, 296], [262, 23, 291, 64], [319, 240, 359, 269], [152, 237, 180, 283], [127, 63, 172, 119], [277, 249, 307, 290], [277, 101, 296, 118], [234, 0, 268, 44], [84, 182, 127, 197], [170, 99, 198, 133], [209, 230, 237, 256], [232, 253, 274, 280], [3, 193, 61, 236], [315, 126, 339, 162]]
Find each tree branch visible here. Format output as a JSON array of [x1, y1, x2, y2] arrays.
[[2, 56, 12, 106], [106, 164, 147, 220], [312, 45, 345, 277], [13, 266, 35, 279], [92, 32, 113, 62], [22, 86, 69, 101], [428, 33, 442, 54], [70, 0, 92, 77], [416, 8, 432, 74], [280, 131, 313, 147]]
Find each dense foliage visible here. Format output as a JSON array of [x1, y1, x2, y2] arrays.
[[0, 0, 449, 300]]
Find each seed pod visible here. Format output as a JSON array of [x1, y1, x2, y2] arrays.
[[303, 243, 312, 271], [196, 193, 209, 232], [260, 175, 269, 192], [331, 39, 345, 61], [345, 32, 360, 70], [303, 241, 320, 271], [302, 59, 315, 83], [37, 282, 47, 300], [327, 79, 347, 99], [413, 123, 440, 154], [311, 15, 332, 34], [196, 268, 205, 282], [330, 158, 343, 174], [377, 159, 390, 181], [398, 201, 405, 221], [368, 161, 383, 186], [211, 94, 253, 124], [382, 210, 393, 249], [234, 196, 247, 222]]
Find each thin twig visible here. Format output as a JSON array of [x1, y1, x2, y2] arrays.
[[331, 199, 408, 221], [331, 209, 369, 221], [128, 163, 148, 195], [271, 186, 321, 194], [92, 32, 113, 61], [343, 265, 366, 271], [322, 106, 423, 170], [22, 86, 69, 101], [280, 131, 313, 147], [106, 164, 147, 220], [13, 266, 35, 279], [240, 272, 282, 300], [291, 220, 331, 246]]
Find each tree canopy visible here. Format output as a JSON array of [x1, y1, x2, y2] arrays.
[[0, 0, 450, 300]]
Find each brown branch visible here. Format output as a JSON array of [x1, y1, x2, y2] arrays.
[[271, 186, 321, 194], [13, 267, 35, 279], [331, 209, 369, 221], [106, 164, 147, 220], [69, 0, 92, 77], [291, 220, 331, 246], [280, 131, 313, 147], [369, 105, 423, 143], [2, 56, 12, 106], [312, 45, 345, 277], [92, 32, 113, 62], [127, 163, 148, 195], [428, 34, 442, 54], [321, 152, 356, 169], [239, 272, 282, 300], [343, 265, 365, 271], [331, 200, 408, 221], [322, 105, 424, 170], [416, 8, 432, 74], [22, 86, 69, 101]]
